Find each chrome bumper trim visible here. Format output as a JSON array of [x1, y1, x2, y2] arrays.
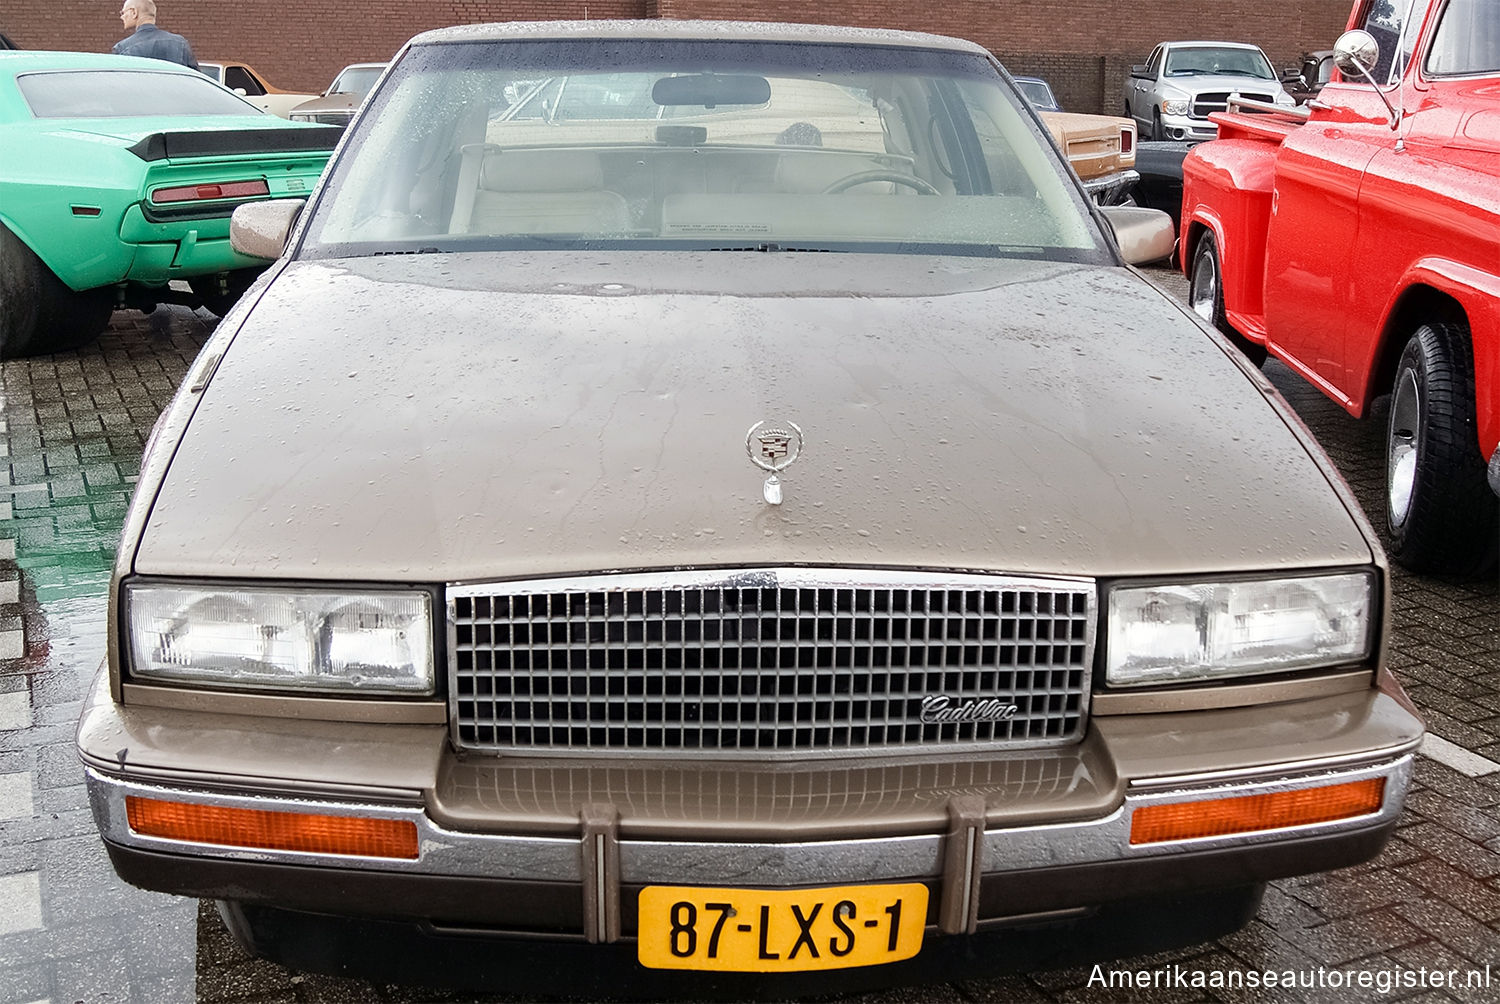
[[87, 753, 1411, 886], [1081, 169, 1139, 205]]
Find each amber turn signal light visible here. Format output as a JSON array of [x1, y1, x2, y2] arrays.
[[1130, 777, 1385, 845], [126, 795, 419, 859]]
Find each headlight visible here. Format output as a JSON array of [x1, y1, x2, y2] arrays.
[[1106, 572, 1373, 687], [1161, 95, 1190, 116], [289, 113, 310, 122], [126, 583, 435, 695], [1274, 91, 1297, 107]]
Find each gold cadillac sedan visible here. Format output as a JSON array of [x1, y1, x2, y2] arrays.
[[79, 19, 1422, 997]]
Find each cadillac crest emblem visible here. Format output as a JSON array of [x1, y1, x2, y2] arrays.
[[745, 420, 803, 505]]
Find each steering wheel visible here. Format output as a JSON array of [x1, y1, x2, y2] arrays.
[[822, 170, 941, 195]]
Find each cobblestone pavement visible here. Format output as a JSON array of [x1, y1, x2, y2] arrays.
[[1, 272, 1497, 1003]]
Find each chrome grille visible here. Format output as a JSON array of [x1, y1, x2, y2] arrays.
[[449, 568, 1095, 757], [1191, 91, 1273, 119]]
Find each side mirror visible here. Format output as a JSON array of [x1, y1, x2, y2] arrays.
[[1333, 29, 1380, 80], [1130, 64, 1148, 77], [1333, 29, 1400, 128], [1100, 205, 1175, 265], [230, 199, 304, 260], [232, 87, 248, 96]]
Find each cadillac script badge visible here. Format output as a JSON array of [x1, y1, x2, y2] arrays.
[[745, 420, 803, 505]]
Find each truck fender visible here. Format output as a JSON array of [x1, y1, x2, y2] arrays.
[[1181, 140, 1279, 336], [1370, 259, 1500, 457]]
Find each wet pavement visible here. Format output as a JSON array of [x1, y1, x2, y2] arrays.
[[1, 272, 1498, 1003]]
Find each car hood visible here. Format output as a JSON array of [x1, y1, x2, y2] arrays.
[[1161, 73, 1284, 96], [136, 252, 1371, 582]]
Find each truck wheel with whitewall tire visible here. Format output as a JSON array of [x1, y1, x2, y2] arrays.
[[0, 225, 113, 359], [1386, 321, 1499, 576], [1188, 231, 1266, 367]]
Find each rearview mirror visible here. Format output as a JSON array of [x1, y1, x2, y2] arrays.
[[230, 200, 305, 260], [1099, 206, 1175, 265], [652, 74, 771, 107], [1130, 64, 1148, 77]]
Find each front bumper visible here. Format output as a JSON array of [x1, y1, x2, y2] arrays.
[[82, 666, 1421, 945], [1159, 113, 1218, 142], [89, 753, 1410, 942]]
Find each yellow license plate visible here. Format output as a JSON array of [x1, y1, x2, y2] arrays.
[[637, 883, 927, 972]]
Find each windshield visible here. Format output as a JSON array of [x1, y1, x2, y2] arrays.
[[1013, 77, 1059, 111], [301, 38, 1104, 262], [330, 65, 385, 96], [1163, 46, 1274, 79], [17, 69, 260, 117]]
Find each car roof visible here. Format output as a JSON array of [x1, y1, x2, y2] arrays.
[[0, 50, 205, 74], [410, 19, 992, 57], [1162, 41, 1265, 50], [338, 62, 387, 69]]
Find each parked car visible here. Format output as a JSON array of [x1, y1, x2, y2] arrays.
[[0, 52, 339, 356], [1181, 0, 1500, 576], [1015, 75, 1138, 205], [1125, 41, 1296, 140], [1012, 75, 1061, 111], [199, 59, 316, 117], [289, 61, 387, 126], [79, 19, 1418, 997], [1282, 49, 1336, 103]]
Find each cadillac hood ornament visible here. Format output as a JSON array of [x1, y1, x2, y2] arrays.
[[745, 420, 803, 505]]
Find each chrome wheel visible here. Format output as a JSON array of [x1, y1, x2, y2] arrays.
[[1387, 365, 1421, 528], [1189, 244, 1218, 325]]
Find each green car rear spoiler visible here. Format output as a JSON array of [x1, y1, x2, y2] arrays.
[[128, 126, 342, 161]]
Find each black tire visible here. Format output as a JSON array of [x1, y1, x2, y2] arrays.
[[0, 225, 113, 358], [214, 899, 261, 958], [1385, 322, 1499, 576], [1188, 231, 1267, 366], [1151, 109, 1163, 141]]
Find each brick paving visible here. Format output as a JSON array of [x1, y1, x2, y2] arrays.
[[0, 275, 1497, 1002]]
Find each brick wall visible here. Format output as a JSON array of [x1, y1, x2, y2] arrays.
[[6, 0, 1352, 107]]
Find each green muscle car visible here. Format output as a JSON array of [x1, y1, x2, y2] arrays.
[[0, 52, 338, 357]]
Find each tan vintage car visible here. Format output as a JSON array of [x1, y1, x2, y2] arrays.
[[1039, 109, 1137, 204], [80, 19, 1420, 997], [198, 60, 317, 118], [1016, 75, 1139, 205], [288, 61, 388, 127]]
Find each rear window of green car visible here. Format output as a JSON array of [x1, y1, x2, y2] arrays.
[[18, 69, 260, 118]]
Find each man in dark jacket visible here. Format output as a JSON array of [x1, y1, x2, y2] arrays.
[[113, 0, 198, 70]]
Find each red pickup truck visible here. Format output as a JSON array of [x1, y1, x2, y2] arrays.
[[1180, 0, 1499, 577]]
